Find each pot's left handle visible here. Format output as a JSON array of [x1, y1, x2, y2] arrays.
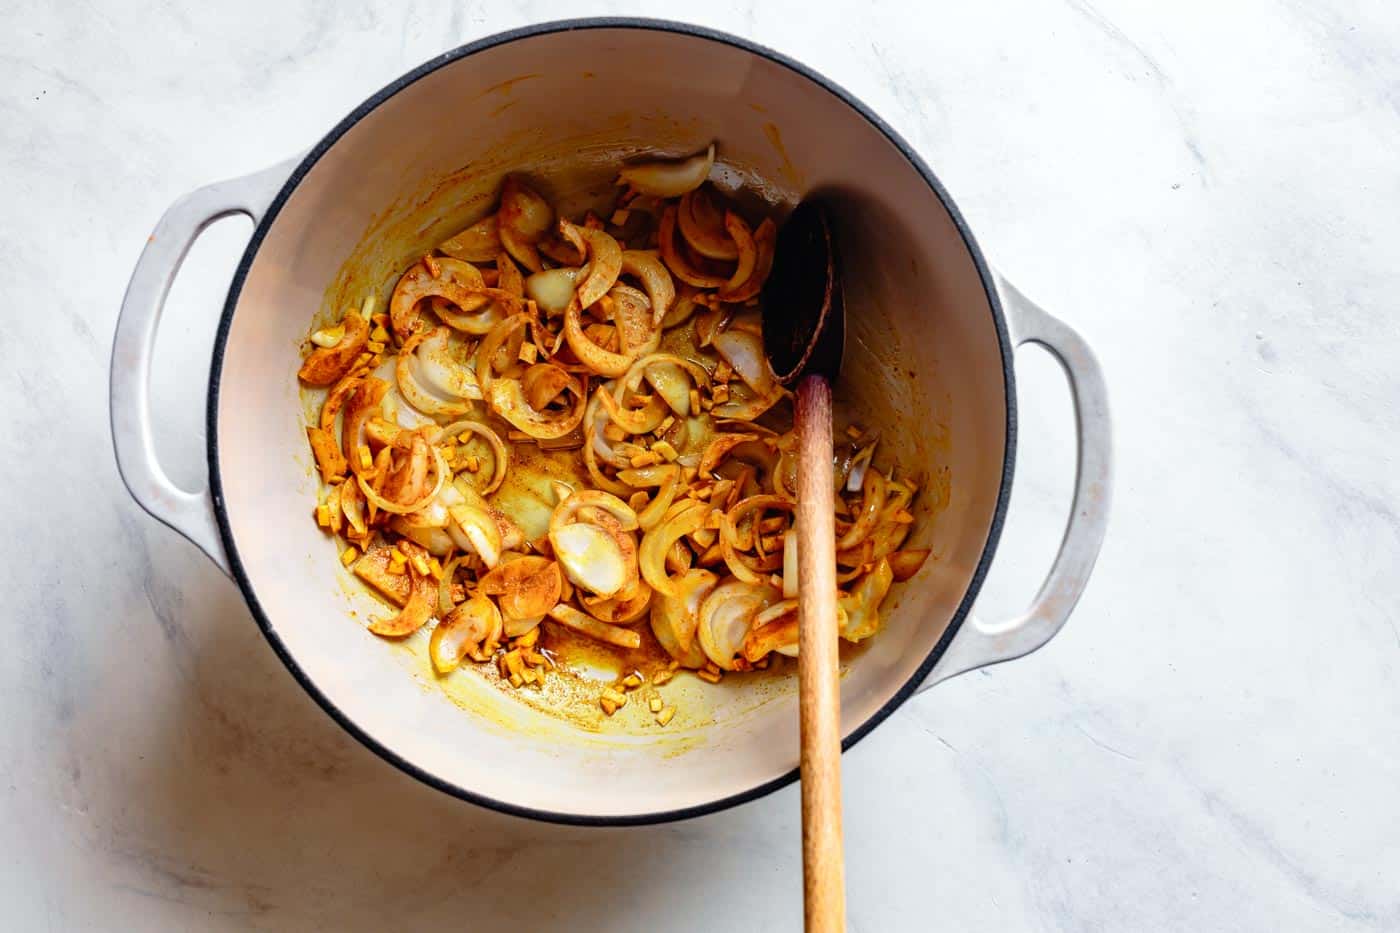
[[917, 274, 1112, 691], [110, 158, 296, 578]]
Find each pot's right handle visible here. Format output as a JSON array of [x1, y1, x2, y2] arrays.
[[109, 159, 295, 578], [917, 274, 1112, 692]]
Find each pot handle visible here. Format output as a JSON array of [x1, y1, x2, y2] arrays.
[[109, 159, 295, 578], [917, 274, 1112, 692]]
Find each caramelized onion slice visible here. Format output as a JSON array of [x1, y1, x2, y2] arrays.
[[299, 311, 369, 386], [448, 502, 504, 568], [499, 176, 554, 241], [639, 500, 710, 597], [549, 522, 629, 597], [619, 250, 675, 324], [524, 267, 580, 315], [430, 593, 503, 670], [716, 217, 775, 304], [488, 376, 586, 441], [440, 419, 509, 495], [478, 555, 562, 621], [697, 578, 780, 670], [712, 328, 776, 396], [650, 568, 717, 668], [839, 557, 893, 642], [390, 258, 492, 339], [369, 547, 437, 637], [742, 599, 800, 661], [559, 220, 623, 309], [888, 548, 932, 582], [546, 603, 641, 650], [619, 143, 715, 198], [678, 185, 740, 260], [658, 205, 730, 289], [439, 215, 501, 263], [563, 300, 636, 378]]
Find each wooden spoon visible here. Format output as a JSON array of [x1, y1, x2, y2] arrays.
[[761, 200, 846, 933]]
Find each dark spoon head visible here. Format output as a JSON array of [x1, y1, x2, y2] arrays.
[[761, 199, 845, 386]]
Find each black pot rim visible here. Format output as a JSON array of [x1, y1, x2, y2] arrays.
[[205, 16, 1016, 827]]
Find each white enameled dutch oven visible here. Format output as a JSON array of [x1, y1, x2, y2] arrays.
[[111, 19, 1111, 825]]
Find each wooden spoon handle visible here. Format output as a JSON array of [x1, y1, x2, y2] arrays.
[[794, 374, 846, 933]]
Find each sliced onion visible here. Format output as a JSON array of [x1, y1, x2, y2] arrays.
[[699, 432, 761, 478], [782, 530, 798, 599], [838, 557, 893, 642], [639, 500, 710, 597], [619, 250, 675, 324], [697, 578, 779, 670], [742, 599, 800, 661], [713, 382, 787, 420], [837, 470, 887, 551], [659, 204, 730, 288], [716, 217, 776, 304], [430, 278, 520, 335], [478, 555, 562, 621], [319, 367, 365, 431], [341, 379, 390, 476], [488, 376, 585, 440], [368, 550, 436, 637], [619, 143, 714, 198], [358, 444, 447, 516], [549, 489, 639, 533], [390, 258, 492, 339], [549, 522, 629, 597], [717, 211, 758, 298], [499, 176, 553, 241], [678, 186, 739, 261], [888, 548, 932, 582], [496, 251, 524, 298], [564, 300, 635, 378], [523, 362, 573, 409], [474, 312, 530, 394], [713, 328, 776, 396], [582, 577, 654, 624], [619, 463, 682, 532], [559, 220, 622, 309], [440, 419, 509, 494], [299, 311, 369, 386], [650, 568, 717, 668], [417, 327, 483, 401], [609, 284, 660, 357], [503, 614, 545, 639], [430, 593, 502, 670], [596, 384, 668, 435], [721, 494, 794, 584], [391, 519, 454, 556], [546, 603, 641, 650], [500, 225, 542, 273], [525, 267, 580, 315], [396, 331, 472, 419], [340, 476, 367, 535], [438, 555, 462, 616], [439, 215, 501, 263], [623, 352, 709, 403], [582, 399, 634, 496], [447, 502, 504, 568]]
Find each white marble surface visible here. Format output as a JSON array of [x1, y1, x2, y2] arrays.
[[4, 0, 1398, 929]]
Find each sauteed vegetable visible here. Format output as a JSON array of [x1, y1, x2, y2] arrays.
[[298, 145, 931, 720]]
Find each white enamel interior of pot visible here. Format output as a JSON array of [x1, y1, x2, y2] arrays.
[[216, 27, 1007, 818]]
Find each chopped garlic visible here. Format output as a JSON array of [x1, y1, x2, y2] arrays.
[[656, 706, 676, 726]]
